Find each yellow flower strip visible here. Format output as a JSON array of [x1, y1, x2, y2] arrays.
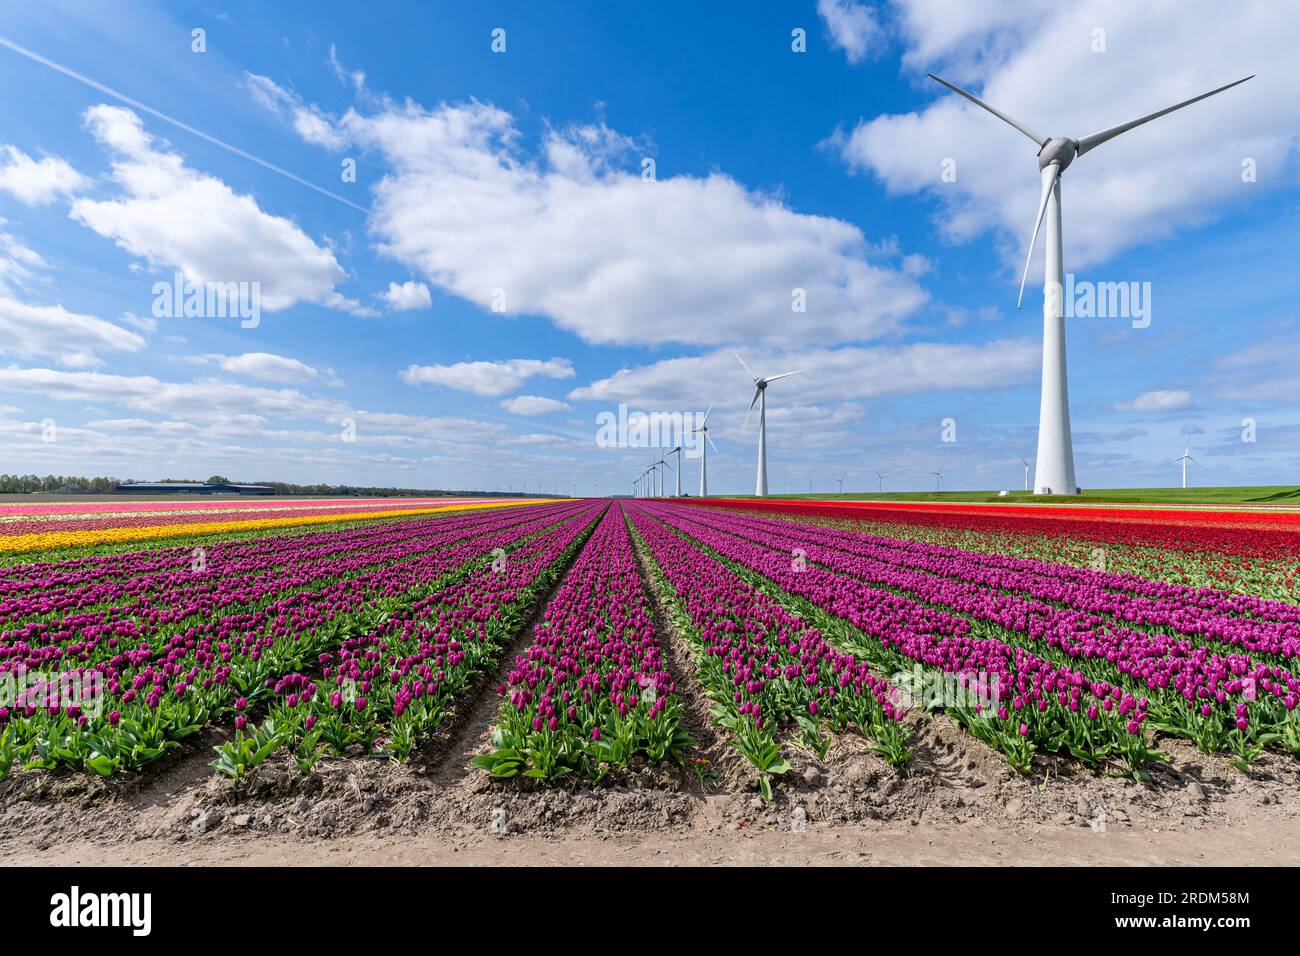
[[0, 499, 567, 553]]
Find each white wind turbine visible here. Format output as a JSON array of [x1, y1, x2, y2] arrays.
[[732, 349, 807, 497], [665, 446, 683, 497], [928, 73, 1253, 497], [1175, 442, 1202, 490], [872, 470, 887, 493], [835, 473, 849, 494], [1020, 456, 1033, 493], [690, 403, 718, 497], [928, 465, 946, 492], [656, 453, 676, 498]]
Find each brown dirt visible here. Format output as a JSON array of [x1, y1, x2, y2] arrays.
[[1, 726, 1298, 865]]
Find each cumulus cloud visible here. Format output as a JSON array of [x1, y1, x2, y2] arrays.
[[1114, 389, 1192, 412], [834, 0, 1290, 273], [817, 0, 884, 64], [332, 102, 927, 347], [69, 105, 359, 313], [381, 280, 432, 311], [400, 357, 575, 396], [0, 146, 87, 205], [500, 395, 571, 416]]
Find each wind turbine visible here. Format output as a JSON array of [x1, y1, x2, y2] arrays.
[[690, 403, 718, 497], [872, 470, 887, 493], [1020, 457, 1032, 493], [732, 349, 807, 497], [836, 473, 849, 494], [665, 446, 683, 497], [1175, 442, 1201, 489], [928, 465, 945, 492], [656, 453, 676, 497], [807, 475, 814, 494], [928, 72, 1253, 497]]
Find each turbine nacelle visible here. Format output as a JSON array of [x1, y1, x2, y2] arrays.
[[1037, 137, 1077, 172]]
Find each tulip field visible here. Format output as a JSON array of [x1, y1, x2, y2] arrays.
[[2, 493, 1299, 810]]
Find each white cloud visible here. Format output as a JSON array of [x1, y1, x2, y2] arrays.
[[0, 221, 46, 291], [70, 105, 359, 313], [327, 45, 367, 94], [0, 146, 87, 205], [400, 357, 575, 396], [0, 297, 144, 367], [381, 280, 432, 311], [246, 74, 347, 150], [569, 340, 1038, 406], [340, 102, 928, 347], [501, 395, 571, 416], [817, 0, 884, 64], [1114, 389, 1192, 413], [118, 312, 158, 332], [834, 0, 1292, 273], [186, 351, 323, 384]]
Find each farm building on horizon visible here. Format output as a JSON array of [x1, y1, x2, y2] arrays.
[[117, 482, 274, 496]]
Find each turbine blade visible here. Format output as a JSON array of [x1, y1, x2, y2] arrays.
[[926, 73, 1048, 146], [700, 401, 713, 429], [763, 368, 808, 384], [706, 432, 720, 454], [743, 386, 761, 430], [1017, 163, 1061, 308], [730, 349, 759, 381], [1075, 76, 1253, 157]]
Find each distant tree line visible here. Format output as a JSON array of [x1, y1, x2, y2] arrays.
[[0, 474, 123, 494], [0, 474, 531, 498]]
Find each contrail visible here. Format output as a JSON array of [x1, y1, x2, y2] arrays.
[[0, 34, 370, 214]]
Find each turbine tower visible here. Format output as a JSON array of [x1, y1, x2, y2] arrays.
[[928, 73, 1252, 496], [928, 465, 945, 492], [872, 470, 886, 493], [732, 350, 806, 498], [690, 403, 717, 497], [1020, 456, 1032, 493], [836, 473, 848, 493]]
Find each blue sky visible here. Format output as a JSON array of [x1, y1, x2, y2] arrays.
[[0, 0, 1295, 494]]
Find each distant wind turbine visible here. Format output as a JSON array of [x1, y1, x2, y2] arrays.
[[690, 403, 719, 497], [732, 349, 807, 497], [1020, 457, 1033, 493], [836, 473, 849, 493], [657, 453, 676, 498], [1175, 443, 1202, 489], [872, 470, 887, 493], [928, 466, 946, 492], [928, 72, 1253, 497], [666, 446, 683, 497]]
